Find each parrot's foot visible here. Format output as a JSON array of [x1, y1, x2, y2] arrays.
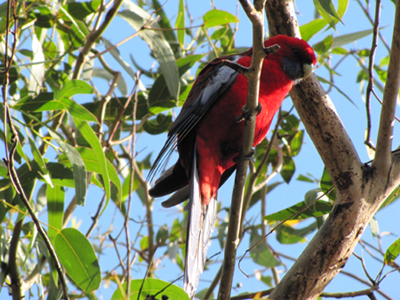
[[235, 103, 262, 123], [233, 149, 255, 163]]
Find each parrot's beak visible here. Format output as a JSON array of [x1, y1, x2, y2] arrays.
[[303, 63, 313, 79]]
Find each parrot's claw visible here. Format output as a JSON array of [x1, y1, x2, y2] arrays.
[[233, 149, 255, 163], [235, 103, 262, 123]]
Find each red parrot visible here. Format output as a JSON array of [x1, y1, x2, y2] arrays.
[[148, 35, 316, 298]]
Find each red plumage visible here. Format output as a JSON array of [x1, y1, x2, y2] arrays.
[[149, 35, 316, 298]]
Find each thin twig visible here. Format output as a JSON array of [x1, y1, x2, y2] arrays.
[[125, 72, 141, 296], [364, 0, 381, 149]]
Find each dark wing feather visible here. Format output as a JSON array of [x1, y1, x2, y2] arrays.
[[148, 54, 241, 182]]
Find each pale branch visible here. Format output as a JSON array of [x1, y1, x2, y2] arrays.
[[217, 1, 267, 299], [372, 0, 400, 174]]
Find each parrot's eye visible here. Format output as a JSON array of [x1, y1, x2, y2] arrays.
[[292, 48, 300, 57]]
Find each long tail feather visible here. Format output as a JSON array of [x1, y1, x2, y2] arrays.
[[184, 143, 217, 299]]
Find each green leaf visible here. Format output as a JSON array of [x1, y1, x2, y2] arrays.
[[313, 0, 342, 29], [264, 200, 333, 222], [203, 10, 239, 28], [290, 130, 304, 156], [60, 97, 98, 123], [276, 223, 317, 244], [156, 224, 169, 244], [55, 228, 101, 293], [73, 147, 122, 206], [61, 0, 101, 20], [320, 167, 336, 200], [47, 163, 75, 188], [281, 158, 295, 183], [297, 174, 315, 183], [313, 35, 333, 54], [111, 278, 189, 300], [47, 185, 65, 245], [49, 132, 87, 205], [55, 79, 94, 100], [14, 92, 97, 123], [28, 134, 51, 185], [300, 19, 327, 41], [249, 228, 280, 268], [331, 28, 374, 49], [380, 184, 400, 208], [119, 4, 180, 100], [143, 114, 173, 135], [72, 117, 110, 202], [176, 0, 185, 47], [384, 237, 400, 264]]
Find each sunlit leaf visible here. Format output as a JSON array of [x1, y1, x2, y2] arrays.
[[276, 223, 316, 244], [300, 19, 327, 41], [72, 118, 110, 202], [264, 200, 333, 222], [60, 97, 98, 123], [61, 0, 101, 20], [55, 228, 101, 293], [47, 185, 65, 245], [111, 278, 189, 300], [55, 80, 94, 100], [203, 10, 239, 28], [384, 237, 400, 264], [313, 35, 333, 54], [176, 0, 185, 47], [290, 130, 304, 156]]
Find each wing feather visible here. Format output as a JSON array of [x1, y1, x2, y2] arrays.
[[148, 55, 241, 181]]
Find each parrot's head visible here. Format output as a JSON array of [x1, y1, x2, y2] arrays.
[[264, 35, 316, 83]]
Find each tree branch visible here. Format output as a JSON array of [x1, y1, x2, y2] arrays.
[[217, 1, 267, 299], [372, 0, 400, 174], [264, 0, 400, 299]]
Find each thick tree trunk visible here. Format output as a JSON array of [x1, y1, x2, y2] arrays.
[[265, 0, 400, 299]]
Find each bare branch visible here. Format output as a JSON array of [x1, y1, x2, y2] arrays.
[[217, 1, 267, 298]]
